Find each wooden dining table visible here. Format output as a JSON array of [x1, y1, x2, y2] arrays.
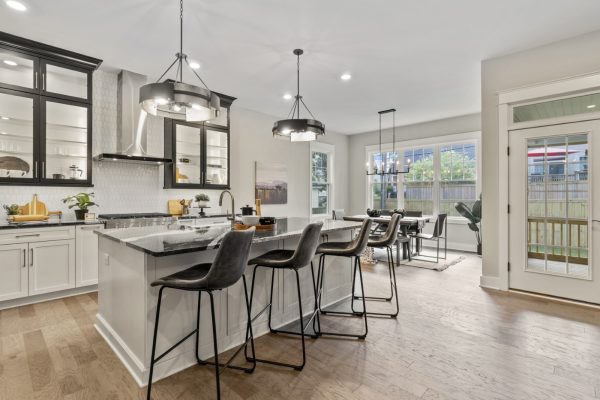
[[343, 214, 431, 261]]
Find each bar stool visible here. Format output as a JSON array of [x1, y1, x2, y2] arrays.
[[314, 219, 372, 339], [356, 214, 401, 318], [147, 228, 256, 400], [245, 222, 323, 371]]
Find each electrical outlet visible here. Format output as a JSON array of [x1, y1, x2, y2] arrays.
[[104, 254, 110, 266]]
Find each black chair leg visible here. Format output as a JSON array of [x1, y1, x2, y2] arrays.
[[267, 268, 276, 333], [147, 286, 164, 400], [242, 275, 257, 373], [208, 291, 221, 400], [354, 246, 399, 318], [319, 255, 363, 317]]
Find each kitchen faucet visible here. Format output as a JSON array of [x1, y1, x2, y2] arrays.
[[219, 190, 235, 227]]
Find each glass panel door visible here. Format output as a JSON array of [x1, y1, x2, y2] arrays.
[[205, 128, 228, 186], [43, 62, 88, 100], [174, 124, 201, 185], [43, 100, 89, 181], [526, 134, 589, 278], [0, 49, 36, 91], [0, 90, 36, 180]]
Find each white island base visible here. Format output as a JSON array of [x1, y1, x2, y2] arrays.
[[95, 227, 356, 386]]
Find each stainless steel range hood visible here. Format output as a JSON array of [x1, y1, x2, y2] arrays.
[[94, 70, 172, 165]]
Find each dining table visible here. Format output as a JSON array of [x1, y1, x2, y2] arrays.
[[343, 214, 431, 261]]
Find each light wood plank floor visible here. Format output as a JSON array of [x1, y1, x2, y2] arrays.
[[2, 252, 600, 399]]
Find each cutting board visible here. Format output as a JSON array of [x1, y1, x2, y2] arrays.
[[9, 194, 57, 222], [168, 199, 192, 216]]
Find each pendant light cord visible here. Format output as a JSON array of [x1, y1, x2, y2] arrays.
[[296, 51, 300, 118], [179, 0, 183, 82], [284, 49, 317, 121]]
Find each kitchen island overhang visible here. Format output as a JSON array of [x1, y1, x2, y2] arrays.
[[94, 218, 362, 386]]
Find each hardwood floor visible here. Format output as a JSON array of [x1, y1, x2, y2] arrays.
[[2, 252, 600, 399]]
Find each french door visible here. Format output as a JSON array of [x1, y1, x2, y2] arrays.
[[508, 120, 600, 304]]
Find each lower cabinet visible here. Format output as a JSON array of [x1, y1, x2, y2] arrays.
[[28, 239, 75, 296], [76, 224, 102, 287], [0, 243, 28, 302]]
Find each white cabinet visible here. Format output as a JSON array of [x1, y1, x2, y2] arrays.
[[0, 243, 29, 301], [76, 224, 102, 287], [28, 239, 75, 296]]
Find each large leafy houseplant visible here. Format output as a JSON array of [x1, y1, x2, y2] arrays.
[[62, 192, 98, 220], [455, 194, 482, 255]]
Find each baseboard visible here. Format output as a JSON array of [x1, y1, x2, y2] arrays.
[[0, 285, 97, 310], [479, 275, 501, 290]]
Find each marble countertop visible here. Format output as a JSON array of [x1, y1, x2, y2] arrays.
[[96, 217, 362, 257], [0, 216, 100, 230]]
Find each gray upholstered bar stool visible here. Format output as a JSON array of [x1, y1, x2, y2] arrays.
[[314, 219, 372, 339], [245, 222, 323, 371], [147, 228, 256, 400], [356, 213, 401, 318]]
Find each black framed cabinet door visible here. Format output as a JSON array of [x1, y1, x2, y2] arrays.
[[40, 60, 91, 103], [203, 126, 229, 188], [0, 47, 40, 94], [0, 88, 39, 184], [40, 97, 92, 186]]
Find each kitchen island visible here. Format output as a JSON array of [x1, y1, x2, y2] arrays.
[[94, 218, 362, 386]]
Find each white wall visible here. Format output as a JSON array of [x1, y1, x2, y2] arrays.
[[481, 29, 600, 284], [347, 113, 481, 252], [0, 69, 349, 219]]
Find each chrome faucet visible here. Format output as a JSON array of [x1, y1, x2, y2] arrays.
[[219, 190, 235, 227]]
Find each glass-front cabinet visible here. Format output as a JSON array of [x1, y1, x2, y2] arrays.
[[164, 93, 235, 189], [0, 32, 100, 186]]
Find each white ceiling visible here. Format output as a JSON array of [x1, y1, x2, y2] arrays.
[[2, 0, 600, 134]]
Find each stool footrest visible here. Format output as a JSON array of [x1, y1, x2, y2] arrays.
[[153, 328, 198, 364]]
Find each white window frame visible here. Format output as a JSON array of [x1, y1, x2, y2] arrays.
[[310, 142, 335, 217], [364, 131, 481, 222]]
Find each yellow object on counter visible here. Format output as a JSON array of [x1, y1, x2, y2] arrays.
[[10, 215, 49, 222], [255, 199, 261, 217]]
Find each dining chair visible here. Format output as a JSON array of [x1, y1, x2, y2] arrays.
[[409, 213, 447, 263]]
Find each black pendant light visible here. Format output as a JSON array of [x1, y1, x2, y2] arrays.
[[273, 49, 325, 142], [366, 108, 411, 176], [139, 0, 220, 122]]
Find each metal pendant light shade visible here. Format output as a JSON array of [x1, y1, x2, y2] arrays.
[[139, 0, 220, 122], [273, 49, 325, 141]]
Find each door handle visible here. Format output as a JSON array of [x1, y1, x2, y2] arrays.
[[42, 161, 45, 178], [34, 161, 38, 179], [22, 248, 26, 268], [30, 248, 33, 267], [593, 220, 600, 223], [42, 73, 45, 91], [34, 72, 38, 89], [15, 233, 40, 238]]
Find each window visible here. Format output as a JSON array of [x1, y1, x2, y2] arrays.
[[440, 143, 477, 217], [366, 136, 479, 219], [311, 144, 334, 216]]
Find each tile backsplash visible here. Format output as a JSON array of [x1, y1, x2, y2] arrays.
[[0, 69, 225, 218]]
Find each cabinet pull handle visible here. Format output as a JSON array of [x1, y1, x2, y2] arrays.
[[42, 161, 45, 178], [34, 161, 38, 178], [80, 226, 99, 230], [22, 248, 26, 268], [30, 248, 33, 267], [15, 233, 40, 238], [42, 73, 45, 90], [35, 72, 38, 89]]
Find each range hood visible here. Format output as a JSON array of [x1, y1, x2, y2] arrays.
[[94, 70, 172, 165]]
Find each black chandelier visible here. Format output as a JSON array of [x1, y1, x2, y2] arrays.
[[272, 49, 325, 142], [139, 0, 220, 122], [366, 108, 411, 176]]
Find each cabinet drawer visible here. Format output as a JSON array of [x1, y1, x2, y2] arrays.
[[0, 226, 75, 245]]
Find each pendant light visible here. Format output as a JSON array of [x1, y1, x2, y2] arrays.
[[139, 0, 220, 122], [273, 49, 325, 142], [366, 108, 411, 176]]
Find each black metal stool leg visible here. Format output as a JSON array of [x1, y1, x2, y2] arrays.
[[353, 246, 399, 318], [147, 286, 164, 400], [319, 255, 363, 317], [267, 268, 276, 333], [208, 291, 221, 400], [242, 275, 257, 373], [195, 291, 205, 365]]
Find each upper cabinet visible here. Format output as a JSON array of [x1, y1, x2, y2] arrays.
[[0, 32, 101, 186], [164, 93, 235, 189]]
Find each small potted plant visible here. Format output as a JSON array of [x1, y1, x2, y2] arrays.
[[62, 192, 98, 220], [3, 204, 20, 218], [195, 193, 210, 208]]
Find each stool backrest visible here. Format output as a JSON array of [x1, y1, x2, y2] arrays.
[[351, 219, 373, 256], [291, 221, 324, 267], [205, 228, 255, 290], [377, 213, 401, 246], [433, 214, 447, 237]]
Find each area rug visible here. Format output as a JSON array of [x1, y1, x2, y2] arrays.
[[363, 248, 466, 271]]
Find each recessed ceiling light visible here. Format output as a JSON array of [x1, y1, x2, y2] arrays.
[[283, 93, 292, 100], [340, 73, 352, 81], [587, 104, 596, 109], [5, 0, 27, 11], [3, 60, 17, 66], [1, 116, 9, 120], [189, 61, 200, 70]]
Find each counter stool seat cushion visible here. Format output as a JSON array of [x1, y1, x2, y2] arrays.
[[316, 241, 357, 256], [248, 249, 296, 268], [150, 263, 212, 290]]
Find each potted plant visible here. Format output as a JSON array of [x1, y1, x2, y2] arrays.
[[195, 193, 210, 208], [62, 192, 98, 220], [3, 204, 20, 218], [455, 194, 482, 255]]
